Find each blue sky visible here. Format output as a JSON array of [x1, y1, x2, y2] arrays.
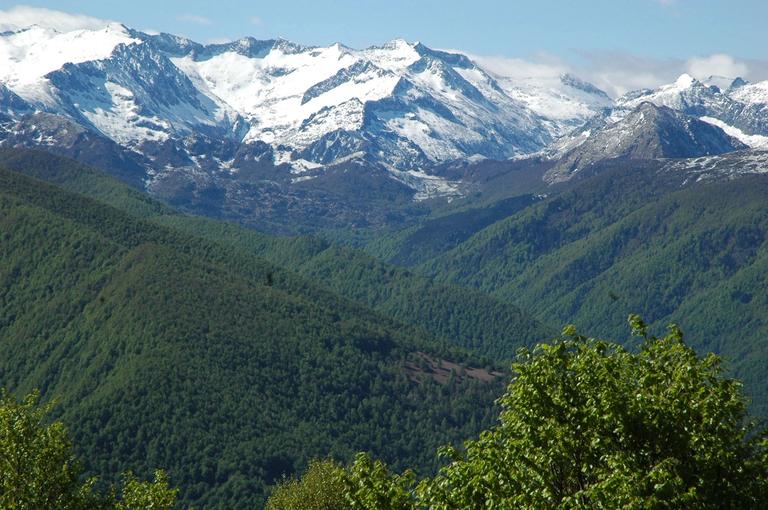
[[1, 1, 767, 96]]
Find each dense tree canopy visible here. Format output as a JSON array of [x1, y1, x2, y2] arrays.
[[0, 162, 505, 508], [269, 317, 768, 509], [0, 390, 182, 510]]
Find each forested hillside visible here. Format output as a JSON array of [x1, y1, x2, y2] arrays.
[[418, 161, 768, 415], [0, 148, 550, 360], [0, 165, 508, 508]]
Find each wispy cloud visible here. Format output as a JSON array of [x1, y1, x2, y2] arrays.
[[571, 51, 685, 97], [0, 5, 112, 32], [466, 49, 768, 99], [468, 52, 569, 80], [249, 16, 263, 26], [686, 54, 749, 80], [176, 13, 213, 26]]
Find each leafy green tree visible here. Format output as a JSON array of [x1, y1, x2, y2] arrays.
[[113, 471, 179, 510], [340, 453, 415, 510], [0, 390, 89, 510], [320, 318, 767, 509], [0, 389, 184, 510], [266, 459, 348, 510], [418, 317, 768, 509]]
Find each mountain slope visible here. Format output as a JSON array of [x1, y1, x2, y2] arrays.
[[421, 158, 768, 416], [0, 19, 612, 209], [0, 165, 509, 509], [0, 148, 550, 360], [156, 216, 553, 359], [615, 73, 768, 142], [546, 102, 746, 183]]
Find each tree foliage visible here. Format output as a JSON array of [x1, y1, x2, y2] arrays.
[[0, 390, 86, 510], [419, 319, 768, 509], [265, 459, 347, 510], [0, 390, 181, 510], [0, 162, 503, 508], [281, 319, 768, 509]]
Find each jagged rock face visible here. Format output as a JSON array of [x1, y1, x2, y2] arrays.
[[545, 102, 747, 183], [0, 83, 32, 117], [0, 21, 612, 198], [728, 82, 768, 136], [0, 112, 149, 187], [616, 74, 768, 138], [2, 19, 767, 218], [45, 41, 245, 145], [169, 37, 554, 169]]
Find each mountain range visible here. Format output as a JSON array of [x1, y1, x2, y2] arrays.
[[2, 21, 768, 235], [0, 24, 604, 181], [2, 22, 768, 234], [2, 12, 768, 510]]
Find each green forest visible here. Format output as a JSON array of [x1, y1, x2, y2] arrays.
[[0, 162, 508, 508], [2, 149, 768, 508], [266, 320, 768, 509], [5, 320, 765, 509]]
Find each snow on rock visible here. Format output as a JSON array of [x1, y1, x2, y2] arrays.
[[492, 72, 613, 138], [172, 37, 554, 168], [663, 150, 768, 184], [0, 23, 139, 105], [700, 116, 768, 150], [0, 19, 613, 198]]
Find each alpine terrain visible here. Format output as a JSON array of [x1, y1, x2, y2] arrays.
[[2, 7, 768, 510]]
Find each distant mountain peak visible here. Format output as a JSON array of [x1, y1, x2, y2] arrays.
[[0, 20, 651, 199], [729, 77, 748, 90], [674, 73, 697, 88], [560, 73, 611, 99], [545, 101, 747, 183]]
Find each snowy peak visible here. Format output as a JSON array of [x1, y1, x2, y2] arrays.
[[545, 102, 747, 183], [560, 73, 611, 100], [0, 23, 140, 104], [674, 73, 696, 88], [169, 36, 555, 166], [615, 73, 768, 140], [0, 18, 611, 198], [616, 73, 723, 115], [489, 69, 613, 138], [44, 40, 241, 145]]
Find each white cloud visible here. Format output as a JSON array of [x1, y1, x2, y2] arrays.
[[249, 16, 263, 26], [176, 13, 213, 26], [457, 49, 682, 98], [571, 52, 685, 97], [0, 5, 112, 32], [686, 54, 749, 80], [458, 49, 768, 99], [469, 53, 568, 80]]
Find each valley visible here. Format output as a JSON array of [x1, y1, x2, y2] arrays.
[[1, 6, 767, 508]]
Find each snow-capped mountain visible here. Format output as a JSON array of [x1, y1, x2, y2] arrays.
[[166, 36, 553, 167], [0, 20, 611, 194], [492, 72, 613, 138], [2, 15, 767, 233], [545, 73, 768, 181], [545, 102, 747, 183], [615, 74, 768, 143]]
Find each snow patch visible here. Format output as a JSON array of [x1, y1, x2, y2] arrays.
[[700, 117, 768, 149], [0, 24, 139, 104]]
